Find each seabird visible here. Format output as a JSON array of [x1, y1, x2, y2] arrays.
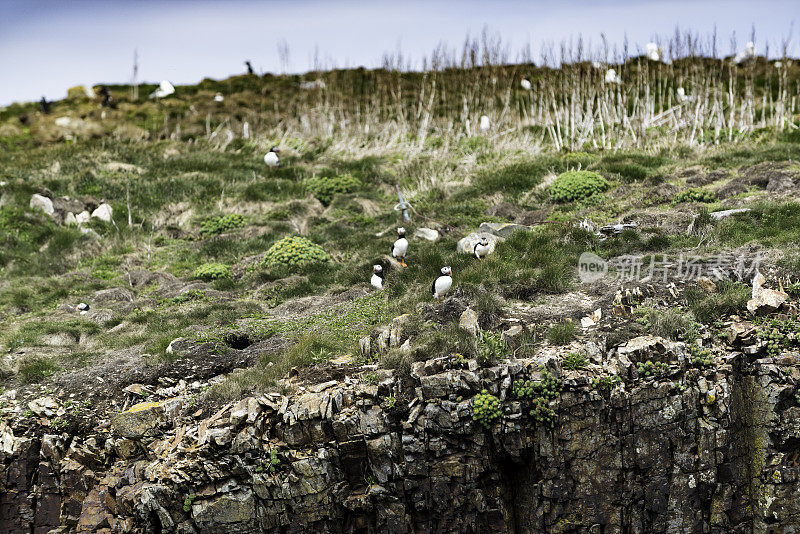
[[371, 265, 385, 290], [264, 147, 281, 168], [479, 115, 490, 133], [431, 266, 453, 301], [604, 69, 621, 84], [391, 227, 408, 267], [150, 80, 175, 99], [214, 92, 224, 103], [520, 79, 532, 90], [474, 237, 490, 260]]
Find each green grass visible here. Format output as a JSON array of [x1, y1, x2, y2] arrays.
[[685, 281, 749, 324], [548, 320, 576, 345]]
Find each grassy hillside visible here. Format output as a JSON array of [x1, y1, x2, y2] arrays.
[[0, 54, 799, 413]]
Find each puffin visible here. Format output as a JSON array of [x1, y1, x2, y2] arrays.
[[474, 237, 490, 260], [371, 265, 385, 290], [391, 227, 408, 267], [479, 115, 490, 133], [431, 266, 453, 301], [264, 147, 281, 168]]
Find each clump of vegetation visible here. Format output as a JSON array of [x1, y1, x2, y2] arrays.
[[513, 369, 563, 401], [757, 317, 800, 356], [194, 262, 231, 281], [547, 320, 576, 345], [685, 281, 749, 323], [636, 360, 669, 379], [688, 346, 714, 368], [512, 369, 562, 428], [200, 213, 245, 235], [592, 374, 622, 391], [549, 170, 609, 202], [635, 306, 700, 341], [306, 174, 361, 205], [19, 357, 58, 384], [263, 236, 330, 268], [673, 188, 716, 204], [478, 330, 509, 365], [183, 493, 196, 513], [472, 390, 502, 429], [563, 352, 588, 371]]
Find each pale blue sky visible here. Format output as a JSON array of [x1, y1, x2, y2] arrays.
[[0, 0, 797, 105]]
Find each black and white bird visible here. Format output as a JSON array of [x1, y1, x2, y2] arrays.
[[391, 227, 408, 267], [431, 266, 453, 301], [264, 147, 281, 168], [371, 265, 385, 290], [474, 237, 490, 260]]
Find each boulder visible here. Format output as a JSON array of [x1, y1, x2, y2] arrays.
[[414, 228, 439, 241], [28, 397, 59, 417], [459, 308, 479, 336], [91, 203, 113, 223], [75, 211, 91, 224], [166, 337, 193, 356], [30, 194, 54, 215], [457, 232, 502, 255], [111, 401, 168, 439], [747, 272, 787, 315]]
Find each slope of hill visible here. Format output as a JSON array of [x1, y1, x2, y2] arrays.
[[0, 55, 800, 532]]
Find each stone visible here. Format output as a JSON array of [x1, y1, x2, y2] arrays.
[[30, 194, 54, 215], [459, 308, 479, 336], [709, 208, 751, 221], [581, 308, 602, 328], [413, 228, 439, 241], [28, 397, 59, 417], [64, 212, 77, 226], [697, 277, 716, 293], [457, 232, 502, 255], [389, 314, 411, 347], [111, 401, 168, 439], [91, 203, 113, 223], [478, 221, 531, 237], [747, 272, 787, 315], [501, 325, 524, 347], [192, 490, 256, 531], [166, 337, 193, 356], [75, 210, 91, 224]]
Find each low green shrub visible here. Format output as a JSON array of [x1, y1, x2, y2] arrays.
[[263, 236, 330, 268], [547, 320, 576, 345], [673, 188, 716, 204], [194, 262, 231, 281], [563, 352, 588, 370], [200, 214, 245, 235], [549, 170, 609, 202], [478, 330, 510, 365], [688, 346, 714, 367], [592, 374, 622, 390], [636, 360, 669, 379], [306, 174, 361, 205], [472, 390, 502, 429]]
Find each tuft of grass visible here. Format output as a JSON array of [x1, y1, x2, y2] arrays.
[[19, 357, 59, 384], [684, 281, 749, 323], [548, 320, 576, 345], [562, 352, 588, 370], [634, 306, 700, 341]]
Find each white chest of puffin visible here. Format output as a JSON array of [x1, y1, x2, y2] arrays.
[[432, 266, 453, 301]]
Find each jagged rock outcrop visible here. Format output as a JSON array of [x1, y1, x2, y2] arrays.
[[2, 338, 800, 533]]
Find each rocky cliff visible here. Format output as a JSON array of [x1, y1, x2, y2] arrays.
[[2, 328, 800, 533]]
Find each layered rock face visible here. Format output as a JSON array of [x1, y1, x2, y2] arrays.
[[1, 341, 799, 533]]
